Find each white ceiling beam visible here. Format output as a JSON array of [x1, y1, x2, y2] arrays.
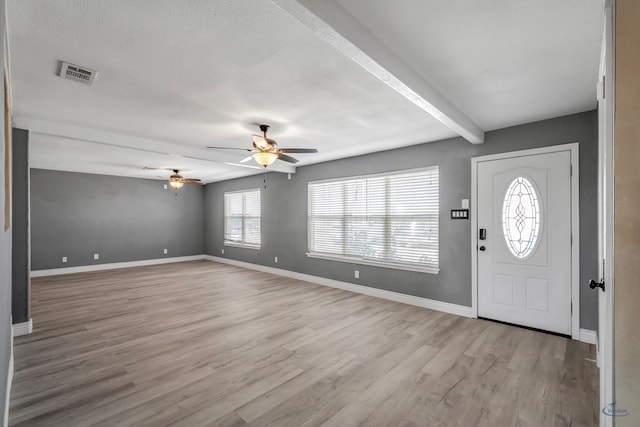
[[272, 0, 485, 144], [14, 116, 297, 174]]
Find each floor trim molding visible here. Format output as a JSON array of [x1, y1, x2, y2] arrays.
[[4, 323, 13, 427], [204, 256, 473, 318], [28, 254, 597, 342], [579, 328, 597, 345], [31, 255, 205, 277], [12, 319, 33, 337]]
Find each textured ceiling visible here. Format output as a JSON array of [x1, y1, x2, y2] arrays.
[[7, 0, 604, 183]]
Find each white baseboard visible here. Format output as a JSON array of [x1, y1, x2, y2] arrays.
[[27, 254, 596, 341], [204, 256, 473, 318], [579, 328, 597, 345], [31, 255, 205, 277], [4, 320, 14, 427], [12, 319, 33, 337]]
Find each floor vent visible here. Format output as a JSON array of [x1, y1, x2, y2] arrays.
[[59, 61, 97, 85]]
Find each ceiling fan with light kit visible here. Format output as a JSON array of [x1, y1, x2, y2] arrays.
[[207, 124, 318, 168], [144, 167, 203, 189]]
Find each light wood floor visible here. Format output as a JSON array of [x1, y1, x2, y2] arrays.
[[10, 260, 598, 426]]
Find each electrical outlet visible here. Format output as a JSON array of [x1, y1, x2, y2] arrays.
[[163, 184, 167, 190], [274, 256, 278, 263], [163, 248, 168, 254], [354, 270, 359, 279], [221, 248, 224, 255], [93, 253, 99, 260], [62, 256, 67, 263]]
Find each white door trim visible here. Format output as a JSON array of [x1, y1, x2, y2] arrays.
[[471, 142, 580, 340], [597, 0, 615, 423]]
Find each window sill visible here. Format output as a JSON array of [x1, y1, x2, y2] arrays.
[[306, 252, 439, 275], [224, 241, 261, 250]]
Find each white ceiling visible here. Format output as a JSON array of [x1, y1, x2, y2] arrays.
[[7, 0, 604, 183]]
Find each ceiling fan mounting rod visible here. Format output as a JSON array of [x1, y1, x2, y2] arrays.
[[259, 124, 270, 137]]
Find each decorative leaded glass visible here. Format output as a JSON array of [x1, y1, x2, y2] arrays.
[[502, 177, 540, 258]]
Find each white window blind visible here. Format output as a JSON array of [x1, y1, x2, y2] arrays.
[[224, 189, 261, 248], [308, 167, 439, 273]]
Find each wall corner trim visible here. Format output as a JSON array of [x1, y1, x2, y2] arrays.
[[579, 328, 597, 345], [12, 319, 32, 337], [30, 255, 205, 277], [204, 255, 473, 318]]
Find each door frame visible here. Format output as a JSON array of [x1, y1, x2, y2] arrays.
[[471, 143, 580, 340]]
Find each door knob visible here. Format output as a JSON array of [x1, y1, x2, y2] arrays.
[[479, 246, 486, 251], [589, 279, 605, 291]]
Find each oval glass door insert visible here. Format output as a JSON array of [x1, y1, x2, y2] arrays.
[[502, 177, 541, 258]]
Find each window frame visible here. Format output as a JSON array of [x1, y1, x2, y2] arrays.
[[306, 166, 440, 274], [223, 188, 261, 250]]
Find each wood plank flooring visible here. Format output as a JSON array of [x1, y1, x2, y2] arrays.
[[10, 260, 598, 426]]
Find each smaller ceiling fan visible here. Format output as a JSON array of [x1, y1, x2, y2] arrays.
[[207, 124, 318, 167], [144, 168, 203, 189]]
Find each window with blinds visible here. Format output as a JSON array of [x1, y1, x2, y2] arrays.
[[307, 167, 439, 273], [224, 189, 261, 249]]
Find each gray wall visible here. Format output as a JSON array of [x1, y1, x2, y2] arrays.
[[12, 129, 29, 325], [205, 111, 598, 331], [31, 170, 205, 270]]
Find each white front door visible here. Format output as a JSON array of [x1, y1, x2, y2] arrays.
[[477, 151, 572, 335]]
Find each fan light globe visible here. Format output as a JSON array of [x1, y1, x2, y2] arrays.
[[253, 152, 278, 167], [169, 177, 184, 189]]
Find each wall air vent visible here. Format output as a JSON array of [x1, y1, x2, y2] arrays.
[[59, 61, 97, 85]]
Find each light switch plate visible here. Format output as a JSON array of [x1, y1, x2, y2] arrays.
[[451, 209, 469, 219]]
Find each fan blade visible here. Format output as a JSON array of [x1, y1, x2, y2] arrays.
[[183, 178, 202, 183], [278, 148, 318, 153], [224, 162, 262, 170], [207, 146, 252, 151], [240, 155, 254, 163], [277, 153, 299, 164], [143, 166, 175, 171]]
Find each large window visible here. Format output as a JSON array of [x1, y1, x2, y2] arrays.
[[307, 167, 439, 273], [224, 189, 261, 249]]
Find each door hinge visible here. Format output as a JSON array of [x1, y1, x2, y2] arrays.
[[602, 75, 606, 99], [570, 233, 573, 245], [570, 164, 573, 177], [571, 302, 573, 314]]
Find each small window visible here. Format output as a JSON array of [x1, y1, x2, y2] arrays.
[[307, 167, 439, 273], [224, 189, 261, 249], [502, 177, 540, 259]]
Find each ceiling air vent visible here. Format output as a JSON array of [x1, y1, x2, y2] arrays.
[[59, 61, 97, 85]]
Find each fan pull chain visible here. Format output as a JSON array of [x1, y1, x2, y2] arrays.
[[263, 169, 267, 189]]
